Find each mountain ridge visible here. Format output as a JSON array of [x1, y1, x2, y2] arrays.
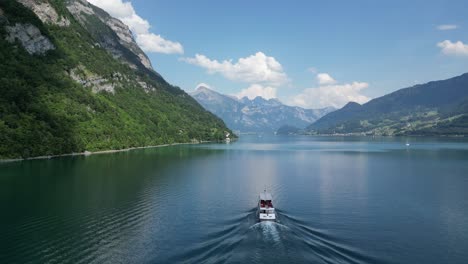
[[190, 86, 335, 133], [307, 73, 468, 135]]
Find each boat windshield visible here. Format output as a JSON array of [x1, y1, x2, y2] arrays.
[[260, 200, 273, 208]]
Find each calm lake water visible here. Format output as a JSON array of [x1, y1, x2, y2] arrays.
[[1, 135, 468, 263]]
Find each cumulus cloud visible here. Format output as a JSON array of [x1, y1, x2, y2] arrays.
[[290, 73, 370, 109], [234, 84, 277, 100], [437, 40, 468, 57], [436, 24, 458, 31], [181, 52, 288, 87], [316, 73, 336, 85], [136, 34, 183, 54], [87, 0, 183, 54]]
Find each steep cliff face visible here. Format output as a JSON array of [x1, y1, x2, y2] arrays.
[[65, 0, 153, 71], [0, 0, 231, 159], [97, 12, 153, 70]]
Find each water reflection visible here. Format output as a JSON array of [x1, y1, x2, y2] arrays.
[[1, 136, 468, 263]]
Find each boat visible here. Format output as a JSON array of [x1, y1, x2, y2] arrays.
[[258, 191, 276, 221]]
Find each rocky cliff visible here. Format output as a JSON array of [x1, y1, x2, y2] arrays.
[[65, 0, 153, 72]]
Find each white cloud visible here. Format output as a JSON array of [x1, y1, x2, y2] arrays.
[[181, 52, 288, 87], [290, 73, 370, 109], [307, 67, 318, 73], [437, 40, 468, 57], [136, 34, 183, 54], [316, 73, 336, 85], [436, 24, 458, 31], [234, 84, 277, 100], [87, 0, 183, 54]]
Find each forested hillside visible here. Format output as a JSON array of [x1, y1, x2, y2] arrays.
[[307, 73, 468, 136], [0, 0, 232, 159]]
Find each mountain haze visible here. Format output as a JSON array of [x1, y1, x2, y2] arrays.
[[0, 0, 232, 159], [191, 86, 335, 133], [307, 73, 468, 135]]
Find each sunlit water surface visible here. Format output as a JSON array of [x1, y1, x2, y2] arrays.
[[1, 135, 468, 263]]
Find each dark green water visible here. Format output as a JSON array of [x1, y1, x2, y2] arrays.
[[1, 136, 468, 263]]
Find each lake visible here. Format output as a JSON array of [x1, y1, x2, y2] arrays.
[[1, 135, 468, 263]]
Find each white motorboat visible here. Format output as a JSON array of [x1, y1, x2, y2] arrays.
[[258, 191, 276, 221]]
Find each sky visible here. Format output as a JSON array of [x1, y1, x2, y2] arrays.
[[87, 0, 468, 109]]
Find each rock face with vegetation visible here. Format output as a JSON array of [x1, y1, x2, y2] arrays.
[[0, 0, 232, 159], [5, 22, 55, 54], [66, 0, 153, 71], [307, 73, 468, 136], [17, 0, 71, 26]]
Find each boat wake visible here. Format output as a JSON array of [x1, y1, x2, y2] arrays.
[[167, 208, 254, 263], [278, 210, 388, 264], [168, 208, 388, 264]]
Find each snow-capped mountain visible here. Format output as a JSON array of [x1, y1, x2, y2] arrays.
[[190, 86, 335, 133]]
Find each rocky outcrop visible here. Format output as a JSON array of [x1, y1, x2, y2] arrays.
[[5, 23, 55, 55], [65, 0, 94, 22], [68, 65, 155, 94], [136, 79, 156, 93], [69, 66, 117, 94], [17, 0, 70, 27]]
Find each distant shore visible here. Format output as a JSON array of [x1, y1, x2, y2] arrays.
[[0, 141, 213, 163], [279, 133, 466, 137]]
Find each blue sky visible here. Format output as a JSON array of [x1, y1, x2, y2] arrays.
[[89, 0, 468, 109]]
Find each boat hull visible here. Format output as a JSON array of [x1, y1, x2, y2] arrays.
[[258, 212, 276, 222]]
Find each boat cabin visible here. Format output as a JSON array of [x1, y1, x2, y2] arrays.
[[259, 192, 274, 208]]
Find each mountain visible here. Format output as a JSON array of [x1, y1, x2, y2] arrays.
[[276, 125, 301, 135], [307, 73, 468, 136], [190, 86, 335, 133], [0, 0, 232, 159]]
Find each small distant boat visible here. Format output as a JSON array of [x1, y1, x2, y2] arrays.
[[258, 190, 276, 221]]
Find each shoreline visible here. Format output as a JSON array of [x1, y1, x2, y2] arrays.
[[0, 141, 213, 163], [287, 133, 466, 137]]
